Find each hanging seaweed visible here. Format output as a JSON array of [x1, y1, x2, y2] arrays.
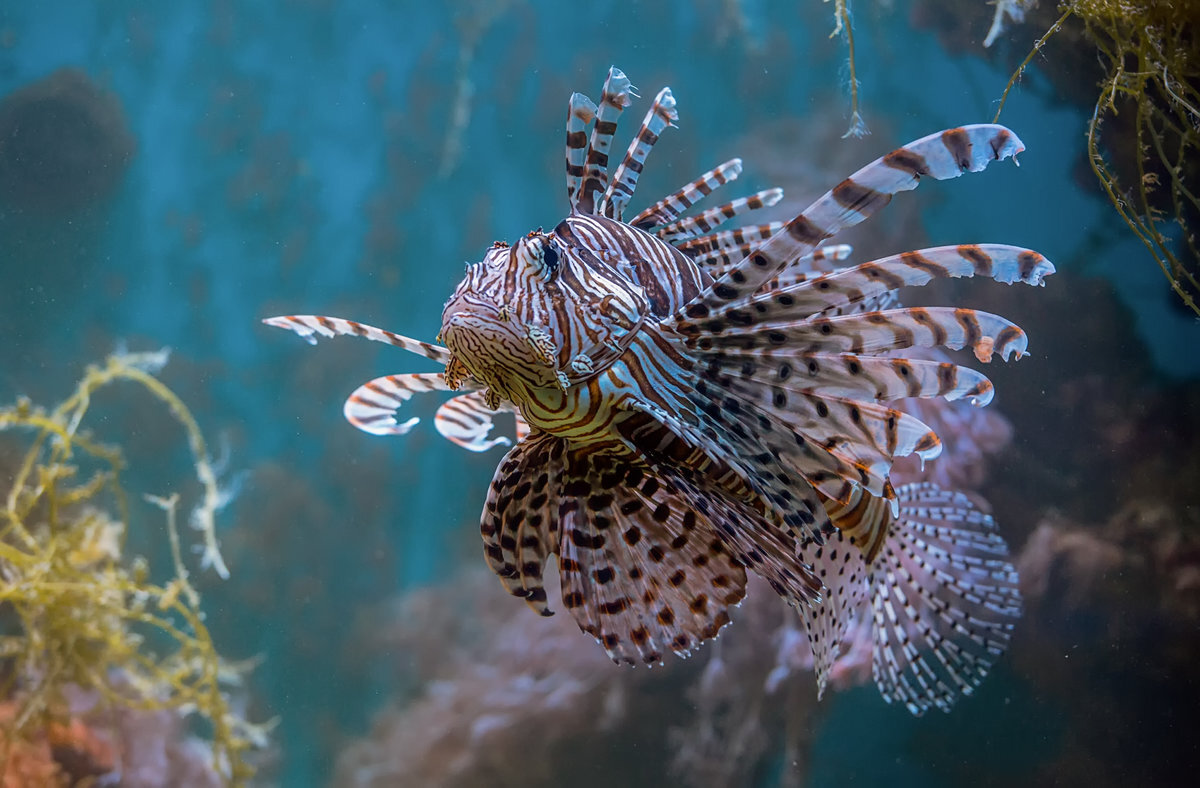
[[995, 1, 1200, 316]]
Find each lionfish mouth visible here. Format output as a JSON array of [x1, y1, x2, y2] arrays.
[[440, 307, 561, 396]]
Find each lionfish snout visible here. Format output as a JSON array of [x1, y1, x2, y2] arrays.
[[440, 297, 562, 400]]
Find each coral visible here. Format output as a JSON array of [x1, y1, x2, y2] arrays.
[[0, 68, 136, 216], [333, 568, 832, 788], [0, 351, 267, 785], [65, 680, 226, 788], [1009, 502, 1200, 785]]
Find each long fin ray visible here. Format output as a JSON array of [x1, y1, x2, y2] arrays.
[[601, 86, 678, 220], [263, 314, 451, 364], [699, 352, 997, 406], [656, 188, 784, 244], [706, 244, 1054, 325], [434, 391, 517, 452], [577, 67, 636, 215], [684, 306, 1030, 362], [677, 125, 1027, 316], [566, 93, 599, 210], [631, 158, 743, 229]]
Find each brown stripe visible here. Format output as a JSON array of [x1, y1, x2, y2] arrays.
[[913, 432, 940, 454], [883, 147, 931, 178], [936, 362, 958, 395], [566, 130, 587, 149], [941, 127, 972, 169], [832, 178, 891, 215], [954, 308, 983, 349], [996, 325, 1025, 355], [858, 262, 906, 290], [910, 308, 947, 345], [988, 128, 1013, 159], [957, 244, 993, 276], [1018, 250, 1042, 280], [786, 214, 828, 245], [899, 250, 948, 278]]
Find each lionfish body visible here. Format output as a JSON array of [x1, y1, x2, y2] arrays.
[[267, 68, 1053, 715]]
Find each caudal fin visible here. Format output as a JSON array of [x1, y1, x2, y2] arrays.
[[870, 482, 1021, 715]]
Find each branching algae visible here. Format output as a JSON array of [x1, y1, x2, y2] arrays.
[[996, 1, 1200, 315], [0, 350, 268, 784]]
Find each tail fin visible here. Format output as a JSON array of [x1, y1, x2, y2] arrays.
[[800, 483, 1020, 713], [870, 482, 1021, 715]]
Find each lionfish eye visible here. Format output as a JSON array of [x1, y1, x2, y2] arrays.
[[543, 240, 560, 274]]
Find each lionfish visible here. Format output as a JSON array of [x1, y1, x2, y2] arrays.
[[266, 68, 1053, 715]]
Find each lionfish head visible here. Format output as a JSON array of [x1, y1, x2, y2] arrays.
[[440, 220, 646, 403]]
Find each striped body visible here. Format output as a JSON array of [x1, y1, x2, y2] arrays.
[[265, 67, 1051, 715]]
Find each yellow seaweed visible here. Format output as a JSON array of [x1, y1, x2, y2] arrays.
[[996, 1, 1200, 316], [0, 350, 268, 785]]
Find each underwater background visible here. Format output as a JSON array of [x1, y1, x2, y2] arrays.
[[1, 1, 1198, 786]]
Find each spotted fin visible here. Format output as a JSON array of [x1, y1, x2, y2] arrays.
[[680, 125, 1027, 315], [480, 431, 564, 616], [798, 526, 872, 699], [601, 86, 677, 220], [616, 410, 825, 605], [557, 451, 750, 665], [626, 379, 840, 542], [262, 314, 451, 364], [688, 373, 897, 502], [631, 158, 743, 229], [343, 373, 454, 436], [702, 373, 944, 488], [870, 483, 1021, 715]]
